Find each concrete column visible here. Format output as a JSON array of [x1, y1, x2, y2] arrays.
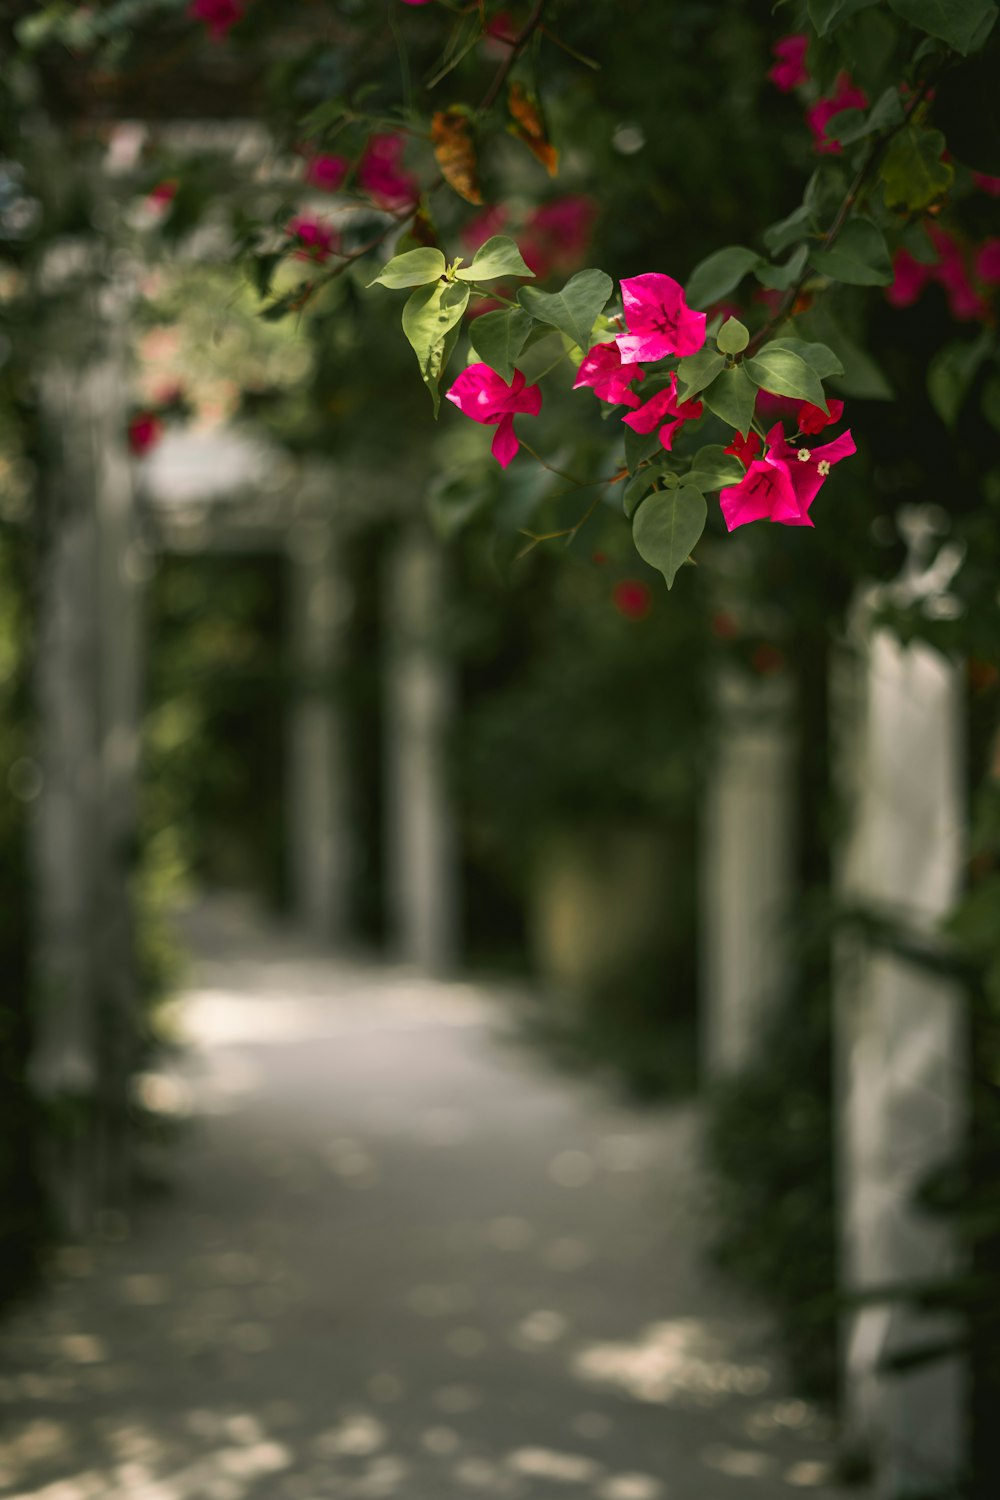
[[286, 515, 353, 942], [834, 622, 966, 1496], [30, 249, 142, 1229], [382, 526, 458, 972], [700, 666, 796, 1079]]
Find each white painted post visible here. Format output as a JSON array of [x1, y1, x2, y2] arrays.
[[382, 525, 458, 973], [30, 251, 143, 1227], [835, 617, 966, 1497], [286, 514, 353, 943], [700, 666, 796, 1079]]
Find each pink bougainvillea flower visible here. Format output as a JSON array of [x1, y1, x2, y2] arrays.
[[617, 273, 706, 362], [807, 73, 868, 154], [612, 580, 652, 620], [573, 340, 645, 408], [724, 430, 762, 467], [887, 248, 936, 307], [305, 153, 349, 192], [188, 0, 244, 41], [931, 224, 990, 319], [460, 205, 509, 254], [358, 133, 420, 210], [287, 215, 338, 262], [973, 172, 1000, 196], [128, 412, 163, 455], [621, 373, 703, 451], [975, 238, 1000, 284], [719, 421, 855, 531], [768, 34, 809, 93], [445, 363, 542, 468], [148, 179, 178, 208], [797, 397, 844, 435]]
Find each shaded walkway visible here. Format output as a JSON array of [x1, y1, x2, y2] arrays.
[[0, 898, 855, 1500]]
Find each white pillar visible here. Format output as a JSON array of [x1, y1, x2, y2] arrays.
[[835, 622, 966, 1495], [700, 666, 796, 1079], [30, 255, 142, 1227], [382, 526, 458, 972], [286, 515, 353, 942]]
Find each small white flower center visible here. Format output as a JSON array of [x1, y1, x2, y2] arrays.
[[817, 459, 831, 476], [797, 448, 810, 462]]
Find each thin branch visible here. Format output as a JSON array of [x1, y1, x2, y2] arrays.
[[744, 75, 936, 359], [477, 0, 545, 114]]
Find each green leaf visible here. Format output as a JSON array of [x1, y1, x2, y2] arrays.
[[624, 424, 662, 474], [797, 306, 894, 398], [703, 365, 757, 436], [248, 251, 283, 298], [685, 246, 762, 309], [369, 247, 447, 289], [455, 235, 535, 282], [516, 329, 571, 383], [623, 471, 657, 519], [880, 126, 954, 210], [676, 347, 726, 401], [755, 243, 809, 291], [808, 0, 879, 34], [811, 218, 893, 285], [632, 486, 707, 589], [927, 335, 991, 427], [468, 307, 533, 382], [743, 347, 828, 409], [763, 204, 815, 256], [764, 337, 844, 378], [832, 85, 904, 145], [401, 281, 470, 414], [717, 317, 750, 355], [886, 0, 997, 54], [517, 269, 613, 351], [687, 444, 746, 493]]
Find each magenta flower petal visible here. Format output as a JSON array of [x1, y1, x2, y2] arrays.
[[807, 73, 868, 154], [445, 364, 541, 466], [188, 0, 244, 39], [491, 413, 520, 468], [622, 385, 677, 434], [306, 154, 349, 192], [720, 460, 798, 532], [887, 248, 935, 308], [783, 427, 856, 515], [621, 373, 702, 449], [616, 273, 706, 362], [768, 34, 809, 93], [976, 239, 1000, 284], [573, 341, 645, 407]]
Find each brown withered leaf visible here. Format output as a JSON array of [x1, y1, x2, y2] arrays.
[[431, 109, 483, 205], [507, 82, 559, 177]]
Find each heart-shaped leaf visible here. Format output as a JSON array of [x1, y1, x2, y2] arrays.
[[702, 365, 757, 436], [685, 246, 763, 308], [468, 307, 533, 382], [401, 280, 470, 413], [518, 268, 613, 351], [369, 247, 447, 289], [456, 235, 535, 282], [632, 485, 707, 588], [743, 347, 828, 409]]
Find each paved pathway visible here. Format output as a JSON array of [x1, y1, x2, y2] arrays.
[[0, 897, 857, 1500]]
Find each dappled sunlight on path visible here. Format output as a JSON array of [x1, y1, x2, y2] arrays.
[[0, 896, 855, 1500]]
